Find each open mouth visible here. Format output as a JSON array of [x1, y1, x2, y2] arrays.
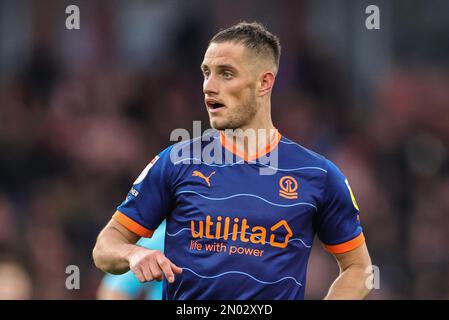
[[206, 100, 225, 111], [209, 102, 224, 109]]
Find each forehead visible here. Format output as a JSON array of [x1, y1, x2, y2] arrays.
[[202, 42, 250, 68]]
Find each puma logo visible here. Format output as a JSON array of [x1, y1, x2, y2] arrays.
[[192, 170, 216, 187]]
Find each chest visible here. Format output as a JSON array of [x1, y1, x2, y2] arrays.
[[172, 164, 323, 227]]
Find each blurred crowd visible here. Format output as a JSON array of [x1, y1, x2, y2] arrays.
[[0, 0, 448, 299]]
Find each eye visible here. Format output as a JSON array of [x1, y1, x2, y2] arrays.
[[222, 71, 233, 79], [202, 69, 210, 78]]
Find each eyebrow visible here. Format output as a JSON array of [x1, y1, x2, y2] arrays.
[[200, 63, 237, 72]]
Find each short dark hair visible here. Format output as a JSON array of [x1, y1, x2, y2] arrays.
[[209, 21, 281, 71]]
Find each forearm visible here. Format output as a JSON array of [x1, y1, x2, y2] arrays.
[[92, 228, 138, 274], [324, 265, 372, 300]]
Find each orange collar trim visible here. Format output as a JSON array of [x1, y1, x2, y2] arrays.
[[219, 129, 282, 162]]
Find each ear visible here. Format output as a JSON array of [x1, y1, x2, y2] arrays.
[[257, 71, 276, 97]]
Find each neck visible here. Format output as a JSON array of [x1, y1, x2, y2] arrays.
[[221, 102, 278, 158]]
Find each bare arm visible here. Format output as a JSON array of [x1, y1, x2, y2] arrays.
[[92, 219, 140, 274], [324, 242, 373, 300], [92, 219, 182, 283]]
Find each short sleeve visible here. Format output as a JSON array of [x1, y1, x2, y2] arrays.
[[314, 159, 365, 254], [113, 147, 175, 237]]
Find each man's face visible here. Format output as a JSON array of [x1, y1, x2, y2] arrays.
[[201, 42, 259, 130]]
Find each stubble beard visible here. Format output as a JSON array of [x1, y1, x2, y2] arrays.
[[210, 95, 258, 131]]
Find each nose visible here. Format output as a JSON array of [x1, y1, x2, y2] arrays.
[[203, 74, 219, 95]]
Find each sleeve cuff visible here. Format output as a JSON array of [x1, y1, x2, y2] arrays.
[[112, 211, 154, 238], [323, 232, 365, 254]]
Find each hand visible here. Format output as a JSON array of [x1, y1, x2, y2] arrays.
[[127, 246, 182, 283]]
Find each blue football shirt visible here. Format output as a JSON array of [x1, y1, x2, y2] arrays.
[[113, 130, 364, 300]]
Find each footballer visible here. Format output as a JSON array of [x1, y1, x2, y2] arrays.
[[93, 22, 373, 300]]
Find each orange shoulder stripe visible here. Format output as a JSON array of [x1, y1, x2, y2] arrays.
[[112, 211, 154, 238], [323, 232, 365, 254]]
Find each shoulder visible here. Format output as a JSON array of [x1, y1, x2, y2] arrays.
[[149, 131, 217, 164], [277, 136, 350, 194], [165, 130, 220, 163], [278, 135, 328, 171]]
